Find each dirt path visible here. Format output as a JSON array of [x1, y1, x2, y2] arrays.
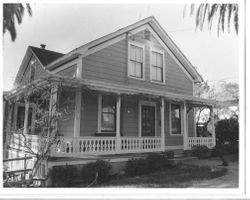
[[188, 156, 239, 188]]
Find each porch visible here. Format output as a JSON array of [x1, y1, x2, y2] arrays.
[[5, 76, 216, 158]]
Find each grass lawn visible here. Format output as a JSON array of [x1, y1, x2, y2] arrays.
[[97, 163, 228, 188]]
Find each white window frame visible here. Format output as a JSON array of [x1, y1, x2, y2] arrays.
[[97, 94, 116, 133], [138, 101, 157, 137], [150, 47, 165, 84], [169, 102, 183, 136], [127, 41, 145, 80]]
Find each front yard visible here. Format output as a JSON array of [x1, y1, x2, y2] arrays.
[[96, 154, 238, 188]]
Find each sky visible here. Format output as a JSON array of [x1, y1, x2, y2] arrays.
[[2, 3, 239, 91]]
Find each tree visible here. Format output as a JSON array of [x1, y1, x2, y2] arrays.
[[3, 3, 32, 41], [3, 82, 74, 187], [184, 4, 238, 35]]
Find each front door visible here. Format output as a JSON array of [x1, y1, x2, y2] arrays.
[[141, 105, 155, 136]]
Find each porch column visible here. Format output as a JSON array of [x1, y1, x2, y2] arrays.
[[48, 83, 58, 137], [211, 106, 216, 147], [116, 95, 121, 153], [4, 102, 14, 159], [183, 101, 188, 150], [23, 98, 30, 135], [74, 88, 82, 137], [160, 98, 165, 151]]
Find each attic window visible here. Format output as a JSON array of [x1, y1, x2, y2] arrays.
[[144, 30, 150, 40], [29, 58, 36, 82]]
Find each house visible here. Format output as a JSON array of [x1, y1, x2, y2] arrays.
[[3, 16, 216, 180]]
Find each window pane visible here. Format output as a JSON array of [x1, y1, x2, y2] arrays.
[[151, 66, 157, 80], [152, 52, 157, 66], [102, 113, 115, 131], [157, 67, 163, 82], [135, 63, 142, 77], [157, 53, 163, 67], [135, 47, 143, 62], [171, 104, 181, 134], [130, 45, 136, 60]]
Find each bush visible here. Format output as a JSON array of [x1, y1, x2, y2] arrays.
[[211, 143, 238, 157], [125, 153, 172, 177], [215, 117, 239, 145], [81, 160, 112, 184], [191, 145, 211, 159], [163, 151, 175, 159], [50, 164, 78, 186]]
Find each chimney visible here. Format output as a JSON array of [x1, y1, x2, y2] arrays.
[[40, 44, 46, 49]]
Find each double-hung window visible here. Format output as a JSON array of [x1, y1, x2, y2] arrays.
[[128, 42, 144, 79], [151, 50, 164, 83]]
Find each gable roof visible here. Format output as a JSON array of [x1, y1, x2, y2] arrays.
[[30, 46, 64, 66], [46, 16, 203, 82], [14, 46, 64, 87]]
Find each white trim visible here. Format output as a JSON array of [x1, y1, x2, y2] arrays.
[[150, 46, 166, 84], [50, 59, 78, 74], [183, 101, 188, 150], [97, 93, 102, 133], [74, 89, 82, 137], [160, 98, 165, 151], [76, 56, 83, 78], [169, 102, 183, 136], [138, 101, 157, 137], [127, 41, 145, 80], [165, 145, 184, 150]]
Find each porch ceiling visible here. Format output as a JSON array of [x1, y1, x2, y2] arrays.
[[5, 75, 216, 106]]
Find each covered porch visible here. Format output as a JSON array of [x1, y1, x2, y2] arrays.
[[5, 76, 216, 158]]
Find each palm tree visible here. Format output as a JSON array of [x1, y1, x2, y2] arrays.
[[184, 4, 238, 35], [3, 4, 32, 41]]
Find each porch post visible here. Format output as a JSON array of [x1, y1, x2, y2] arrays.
[[160, 98, 165, 151], [4, 102, 14, 159], [183, 101, 188, 150], [23, 98, 30, 135], [48, 83, 58, 137], [211, 106, 216, 147], [116, 95, 121, 153], [74, 88, 82, 137]]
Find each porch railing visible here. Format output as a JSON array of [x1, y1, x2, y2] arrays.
[[187, 137, 216, 149], [50, 136, 162, 157]]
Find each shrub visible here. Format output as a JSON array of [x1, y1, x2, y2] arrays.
[[211, 143, 238, 157], [125, 158, 148, 176], [50, 164, 78, 186], [163, 151, 175, 159], [191, 145, 211, 159], [125, 153, 172, 177], [81, 160, 112, 184], [215, 117, 239, 145]]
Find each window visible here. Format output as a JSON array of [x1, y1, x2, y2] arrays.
[[128, 43, 144, 79], [151, 50, 164, 83], [15, 104, 34, 134], [101, 95, 116, 132], [170, 104, 182, 135], [29, 58, 36, 82]]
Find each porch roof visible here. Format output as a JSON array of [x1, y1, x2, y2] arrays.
[[5, 75, 216, 106]]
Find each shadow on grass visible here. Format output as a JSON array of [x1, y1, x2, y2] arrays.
[[97, 164, 228, 188]]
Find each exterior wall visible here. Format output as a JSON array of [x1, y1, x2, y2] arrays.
[[58, 88, 75, 137], [164, 102, 183, 146], [80, 91, 98, 136], [82, 30, 194, 96], [187, 109, 196, 137], [19, 55, 49, 86], [57, 64, 77, 77]]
